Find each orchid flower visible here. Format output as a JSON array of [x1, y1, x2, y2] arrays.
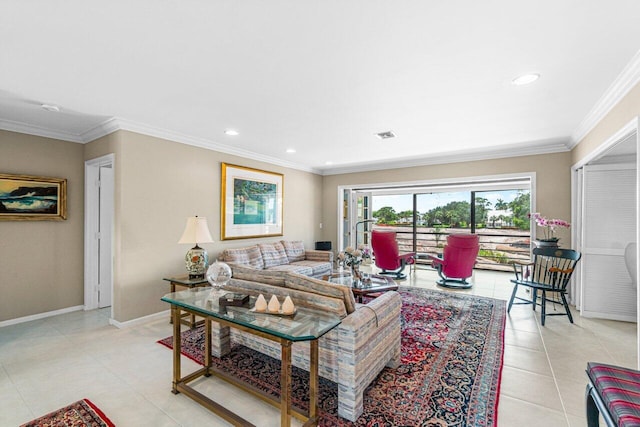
[[528, 212, 570, 240]]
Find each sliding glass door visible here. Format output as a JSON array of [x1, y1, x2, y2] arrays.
[[359, 181, 531, 272]]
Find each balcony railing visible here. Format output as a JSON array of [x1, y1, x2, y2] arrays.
[[372, 225, 531, 272]]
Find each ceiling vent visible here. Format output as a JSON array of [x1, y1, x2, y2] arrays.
[[375, 130, 396, 140]]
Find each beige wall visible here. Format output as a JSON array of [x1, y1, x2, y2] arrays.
[[572, 81, 640, 165], [88, 130, 324, 322], [6, 77, 637, 323], [0, 130, 84, 321], [321, 152, 573, 250], [2, 129, 323, 323]]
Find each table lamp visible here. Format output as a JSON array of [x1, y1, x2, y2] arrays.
[[178, 216, 214, 279]]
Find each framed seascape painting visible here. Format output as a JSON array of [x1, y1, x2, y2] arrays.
[[0, 173, 67, 221], [221, 163, 283, 240]]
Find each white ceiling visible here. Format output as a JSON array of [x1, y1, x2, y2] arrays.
[[1, 1, 640, 175]]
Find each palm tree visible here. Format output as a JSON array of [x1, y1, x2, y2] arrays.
[[495, 198, 508, 210]]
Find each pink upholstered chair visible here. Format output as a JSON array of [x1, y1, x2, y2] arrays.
[[428, 234, 479, 288], [371, 229, 415, 280]]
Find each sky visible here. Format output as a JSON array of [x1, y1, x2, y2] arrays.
[[0, 180, 44, 197], [372, 189, 525, 214]]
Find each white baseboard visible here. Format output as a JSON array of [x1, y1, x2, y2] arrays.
[[0, 306, 170, 330], [0, 305, 84, 328], [109, 310, 169, 329]]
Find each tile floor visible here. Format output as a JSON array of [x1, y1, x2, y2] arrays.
[[0, 268, 636, 426]]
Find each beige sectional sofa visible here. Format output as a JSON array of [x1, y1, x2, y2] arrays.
[[209, 272, 402, 421], [220, 240, 333, 281]]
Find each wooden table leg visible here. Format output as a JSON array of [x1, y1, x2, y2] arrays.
[[171, 305, 181, 394], [169, 282, 176, 324], [309, 339, 319, 422], [204, 318, 212, 376], [281, 340, 292, 427]]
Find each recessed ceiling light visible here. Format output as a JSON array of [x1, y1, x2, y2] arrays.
[[286, 148, 296, 153], [325, 161, 333, 165], [511, 73, 540, 86], [224, 129, 239, 136], [41, 104, 60, 112], [375, 131, 396, 140]]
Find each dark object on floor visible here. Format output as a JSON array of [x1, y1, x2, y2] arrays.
[[371, 229, 415, 279], [315, 241, 332, 251], [586, 362, 640, 427], [508, 247, 581, 326], [20, 398, 115, 427], [428, 233, 479, 289]]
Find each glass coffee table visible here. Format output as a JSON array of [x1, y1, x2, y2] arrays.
[[323, 271, 398, 303]]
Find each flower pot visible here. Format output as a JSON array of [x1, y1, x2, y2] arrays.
[[535, 239, 559, 248]]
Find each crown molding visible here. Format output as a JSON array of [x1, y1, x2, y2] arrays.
[[571, 49, 640, 146], [114, 118, 320, 174], [0, 115, 320, 174], [0, 118, 87, 143], [320, 137, 571, 175], [79, 117, 120, 142], [0, 115, 573, 176]]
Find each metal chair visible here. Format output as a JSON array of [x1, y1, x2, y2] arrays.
[[508, 247, 581, 326], [371, 229, 415, 280]]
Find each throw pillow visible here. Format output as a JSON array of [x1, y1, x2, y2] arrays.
[[281, 240, 306, 263], [258, 242, 289, 268], [222, 246, 265, 269]]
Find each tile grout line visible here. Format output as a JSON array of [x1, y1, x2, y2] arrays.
[[536, 315, 572, 427]]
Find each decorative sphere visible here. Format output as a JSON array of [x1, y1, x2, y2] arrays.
[[206, 261, 232, 288]]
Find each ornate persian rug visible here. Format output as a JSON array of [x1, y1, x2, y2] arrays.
[[20, 398, 115, 427], [158, 287, 506, 426]]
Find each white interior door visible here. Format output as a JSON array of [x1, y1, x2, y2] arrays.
[[98, 165, 114, 308], [84, 154, 114, 313], [580, 163, 637, 322]]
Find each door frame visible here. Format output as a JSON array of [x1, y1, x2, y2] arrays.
[[84, 154, 115, 314], [352, 190, 373, 248], [571, 116, 639, 367], [337, 172, 536, 257]]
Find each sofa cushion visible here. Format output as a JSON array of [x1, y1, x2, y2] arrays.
[[290, 260, 332, 278], [258, 242, 289, 268], [266, 264, 314, 276], [587, 362, 640, 427], [227, 263, 287, 286], [281, 240, 306, 262], [285, 272, 357, 314], [225, 278, 348, 318], [222, 246, 264, 269]]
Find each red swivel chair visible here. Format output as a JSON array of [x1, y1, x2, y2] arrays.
[[428, 234, 479, 288], [371, 230, 415, 280]]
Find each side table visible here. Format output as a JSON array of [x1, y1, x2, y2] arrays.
[[162, 275, 209, 328]]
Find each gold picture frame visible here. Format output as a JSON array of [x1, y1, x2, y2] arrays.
[[221, 163, 283, 240], [0, 173, 67, 221]]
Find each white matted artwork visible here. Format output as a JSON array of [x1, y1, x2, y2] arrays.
[[221, 163, 284, 240]]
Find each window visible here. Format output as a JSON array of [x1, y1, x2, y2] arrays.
[[363, 179, 531, 271]]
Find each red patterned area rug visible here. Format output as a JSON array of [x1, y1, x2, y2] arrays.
[[20, 398, 115, 427], [158, 287, 506, 426]]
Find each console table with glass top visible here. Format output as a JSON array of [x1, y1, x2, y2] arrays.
[[161, 288, 341, 427]]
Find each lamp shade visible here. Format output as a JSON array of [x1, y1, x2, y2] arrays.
[[178, 216, 214, 244]]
